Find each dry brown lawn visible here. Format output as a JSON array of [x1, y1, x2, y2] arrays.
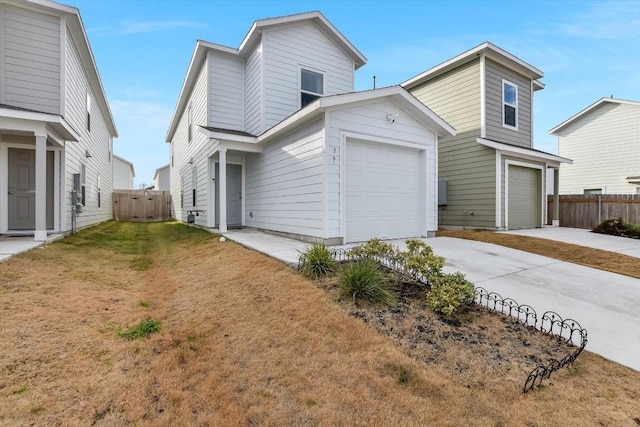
[[1, 221, 639, 426]]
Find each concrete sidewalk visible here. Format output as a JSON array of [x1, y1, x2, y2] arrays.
[[222, 229, 640, 372], [502, 227, 640, 258], [0, 234, 65, 263]]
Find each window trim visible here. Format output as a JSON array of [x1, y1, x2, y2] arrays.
[[502, 79, 518, 131], [299, 66, 325, 109]]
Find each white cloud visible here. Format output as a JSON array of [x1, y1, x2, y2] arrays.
[[549, 2, 640, 40], [90, 20, 205, 36]]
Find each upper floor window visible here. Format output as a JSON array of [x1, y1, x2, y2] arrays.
[[301, 68, 324, 108], [583, 188, 602, 195], [187, 102, 193, 143], [86, 91, 91, 132], [502, 79, 518, 130]]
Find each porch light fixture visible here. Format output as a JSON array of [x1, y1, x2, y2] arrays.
[[188, 157, 194, 165], [386, 113, 398, 123], [85, 149, 92, 158]]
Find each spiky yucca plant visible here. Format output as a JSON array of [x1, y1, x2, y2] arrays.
[[299, 243, 339, 279], [339, 259, 396, 306]]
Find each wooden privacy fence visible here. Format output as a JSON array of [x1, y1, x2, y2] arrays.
[[547, 194, 640, 229], [112, 190, 172, 222]]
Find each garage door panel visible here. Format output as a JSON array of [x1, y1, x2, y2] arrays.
[[346, 140, 424, 242], [508, 165, 540, 229]]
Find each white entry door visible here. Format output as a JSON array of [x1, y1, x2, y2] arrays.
[[345, 140, 423, 243]]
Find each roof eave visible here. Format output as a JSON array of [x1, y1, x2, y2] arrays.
[[476, 137, 573, 165]]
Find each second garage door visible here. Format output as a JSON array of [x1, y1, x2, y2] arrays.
[[508, 165, 540, 229], [345, 139, 423, 243]]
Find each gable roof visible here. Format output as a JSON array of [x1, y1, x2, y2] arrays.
[[113, 154, 135, 177], [239, 11, 366, 69], [549, 97, 640, 135], [19, 0, 118, 137], [153, 164, 170, 180], [166, 11, 366, 142], [401, 42, 544, 91]]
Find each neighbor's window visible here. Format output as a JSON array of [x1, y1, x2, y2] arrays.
[[301, 68, 323, 108], [80, 162, 87, 206], [192, 166, 197, 206], [97, 174, 101, 208], [180, 176, 184, 208], [583, 188, 602, 195], [86, 91, 91, 132], [502, 79, 518, 129]]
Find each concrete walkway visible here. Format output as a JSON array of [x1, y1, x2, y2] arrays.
[[0, 234, 65, 263], [502, 227, 640, 258], [222, 229, 640, 372]]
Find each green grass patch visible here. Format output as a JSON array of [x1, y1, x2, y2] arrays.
[[118, 319, 161, 339], [12, 384, 28, 395], [139, 300, 149, 308], [131, 256, 153, 271]]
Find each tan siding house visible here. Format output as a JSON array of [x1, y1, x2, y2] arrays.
[[403, 42, 571, 230], [550, 98, 640, 194]]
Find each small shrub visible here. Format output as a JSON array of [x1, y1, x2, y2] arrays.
[[427, 272, 476, 316], [339, 259, 396, 306], [346, 238, 396, 260], [398, 239, 445, 281], [299, 243, 338, 279], [593, 218, 640, 239], [118, 318, 161, 339]]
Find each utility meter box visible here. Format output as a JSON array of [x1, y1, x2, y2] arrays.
[[438, 181, 448, 206], [187, 214, 195, 224]]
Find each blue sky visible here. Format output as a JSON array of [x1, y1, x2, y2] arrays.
[[66, 0, 640, 188]]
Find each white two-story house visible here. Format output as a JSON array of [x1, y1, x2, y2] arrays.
[[166, 11, 454, 244], [0, 0, 117, 240]]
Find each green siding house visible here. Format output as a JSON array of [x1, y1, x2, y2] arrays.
[[403, 42, 571, 230]]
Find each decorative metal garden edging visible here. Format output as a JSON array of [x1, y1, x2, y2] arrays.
[[298, 245, 588, 393], [475, 287, 588, 392]]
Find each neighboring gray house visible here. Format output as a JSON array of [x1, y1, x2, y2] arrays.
[[0, 0, 117, 240], [112, 154, 135, 189], [550, 97, 640, 195], [403, 42, 571, 229], [166, 11, 454, 244], [153, 164, 170, 191]]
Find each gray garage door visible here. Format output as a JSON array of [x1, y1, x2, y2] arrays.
[[508, 165, 540, 229]]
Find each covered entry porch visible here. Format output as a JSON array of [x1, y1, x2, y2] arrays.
[[0, 107, 79, 241]]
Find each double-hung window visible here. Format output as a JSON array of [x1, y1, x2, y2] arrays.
[[502, 79, 518, 129], [300, 68, 323, 108]]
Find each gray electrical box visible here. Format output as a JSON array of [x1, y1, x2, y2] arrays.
[[438, 181, 448, 206]]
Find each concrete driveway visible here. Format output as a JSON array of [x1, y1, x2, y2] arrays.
[[224, 228, 640, 372], [416, 237, 640, 372]]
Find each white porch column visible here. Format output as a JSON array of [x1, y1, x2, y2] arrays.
[[219, 147, 227, 233], [34, 133, 47, 241], [552, 168, 560, 227]]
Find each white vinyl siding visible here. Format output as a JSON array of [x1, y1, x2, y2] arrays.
[[1, 4, 61, 114], [168, 59, 209, 221], [245, 120, 324, 237], [244, 44, 263, 135], [558, 102, 640, 194], [326, 99, 438, 238], [208, 51, 244, 131], [63, 26, 114, 231], [485, 59, 532, 147], [262, 21, 354, 130]]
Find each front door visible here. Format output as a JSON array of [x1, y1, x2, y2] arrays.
[[8, 148, 36, 230], [7, 148, 54, 231], [215, 163, 242, 227]]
